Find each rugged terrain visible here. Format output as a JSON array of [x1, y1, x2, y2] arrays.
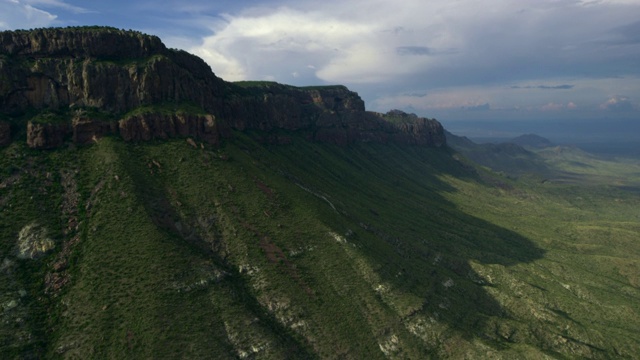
[[0, 27, 444, 150], [1, 27, 640, 359]]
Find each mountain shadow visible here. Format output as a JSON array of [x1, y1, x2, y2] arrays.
[[216, 132, 548, 358]]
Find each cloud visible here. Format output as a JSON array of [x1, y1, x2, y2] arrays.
[[2, 0, 636, 122], [463, 103, 490, 111], [189, 0, 640, 94], [190, 7, 377, 82], [606, 20, 640, 45], [396, 46, 432, 56], [23, 0, 91, 14], [396, 46, 458, 57], [0, 0, 57, 30], [511, 85, 575, 90], [541, 102, 565, 111], [370, 76, 638, 119], [373, 87, 494, 112], [600, 96, 635, 112], [189, 3, 463, 84]]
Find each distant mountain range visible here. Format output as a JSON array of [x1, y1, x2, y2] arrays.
[[509, 134, 553, 149]]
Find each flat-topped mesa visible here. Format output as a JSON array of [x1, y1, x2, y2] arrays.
[[225, 84, 444, 147], [0, 27, 228, 115], [0, 27, 446, 149], [0, 27, 165, 59], [224, 83, 365, 131], [312, 109, 446, 147]]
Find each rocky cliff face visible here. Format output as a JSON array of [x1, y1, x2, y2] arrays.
[[0, 27, 445, 149], [26, 121, 69, 149], [119, 113, 227, 144], [0, 27, 228, 115]]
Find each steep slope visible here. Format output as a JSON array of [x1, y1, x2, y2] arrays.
[[1, 27, 640, 359], [2, 133, 639, 359]]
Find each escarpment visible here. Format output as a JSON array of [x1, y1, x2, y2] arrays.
[[0, 28, 228, 115], [0, 27, 445, 149]]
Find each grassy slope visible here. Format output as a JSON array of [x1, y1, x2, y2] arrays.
[[536, 145, 640, 187], [1, 132, 639, 359]]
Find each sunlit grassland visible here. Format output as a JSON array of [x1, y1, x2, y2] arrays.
[[536, 146, 640, 187]]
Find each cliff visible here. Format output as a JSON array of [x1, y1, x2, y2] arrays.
[[0, 27, 445, 149], [0, 27, 228, 115]]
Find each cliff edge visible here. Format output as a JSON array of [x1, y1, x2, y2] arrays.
[[0, 27, 445, 149]]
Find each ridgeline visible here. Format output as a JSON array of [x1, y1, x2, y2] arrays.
[[1, 27, 639, 359]]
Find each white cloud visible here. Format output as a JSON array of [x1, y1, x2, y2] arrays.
[[1, 0, 636, 120], [189, 0, 640, 95], [371, 76, 640, 116], [541, 102, 565, 111], [600, 95, 635, 111], [190, 7, 375, 82], [188, 3, 469, 83], [0, 0, 57, 30], [23, 0, 90, 14]]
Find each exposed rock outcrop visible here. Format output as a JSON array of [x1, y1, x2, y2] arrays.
[[119, 113, 229, 144], [26, 121, 69, 149], [222, 85, 444, 147], [1, 27, 446, 149], [0, 27, 228, 115], [71, 117, 118, 144]]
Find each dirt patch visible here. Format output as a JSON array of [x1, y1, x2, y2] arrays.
[[258, 235, 314, 296], [240, 221, 314, 296], [254, 179, 274, 199]]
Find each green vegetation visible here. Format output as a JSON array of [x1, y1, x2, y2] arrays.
[[381, 109, 421, 124], [1, 130, 639, 358], [233, 81, 283, 88], [28, 109, 73, 125], [122, 101, 207, 118], [536, 145, 640, 186], [300, 85, 349, 91], [234, 81, 348, 92]]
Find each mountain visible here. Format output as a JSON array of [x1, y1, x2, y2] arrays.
[[445, 131, 552, 177], [0, 27, 444, 150], [2, 27, 640, 359], [509, 134, 553, 149]]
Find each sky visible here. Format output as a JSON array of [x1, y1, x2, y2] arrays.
[[1, 0, 639, 140]]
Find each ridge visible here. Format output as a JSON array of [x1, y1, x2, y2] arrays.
[[0, 27, 445, 149]]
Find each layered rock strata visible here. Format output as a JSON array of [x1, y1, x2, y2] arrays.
[[0, 27, 446, 149]]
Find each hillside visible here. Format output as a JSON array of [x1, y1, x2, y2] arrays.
[[2, 27, 640, 359], [445, 131, 552, 178], [510, 134, 553, 149]]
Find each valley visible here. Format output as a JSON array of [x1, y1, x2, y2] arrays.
[[1, 27, 639, 359]]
